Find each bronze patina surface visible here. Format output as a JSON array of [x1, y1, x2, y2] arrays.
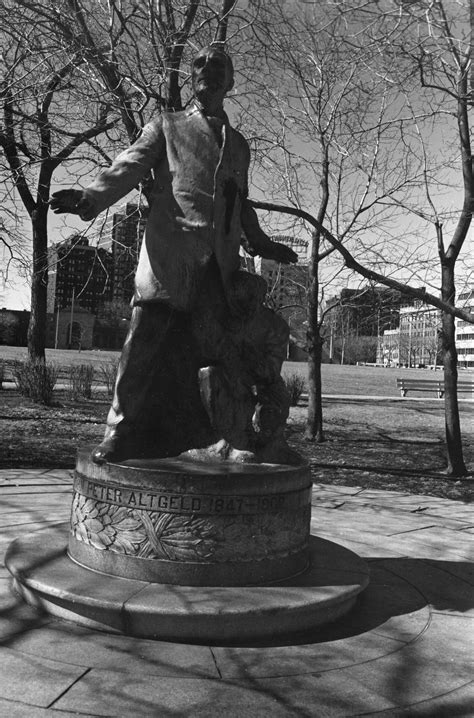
[[51, 45, 298, 466]]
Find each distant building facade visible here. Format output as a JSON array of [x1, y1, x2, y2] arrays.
[[254, 235, 309, 359], [327, 287, 402, 337], [326, 286, 402, 364], [456, 287, 474, 367], [47, 235, 112, 315], [398, 302, 441, 367], [44, 205, 148, 349], [111, 203, 147, 304], [377, 328, 400, 366], [377, 300, 441, 367], [47, 306, 95, 350]]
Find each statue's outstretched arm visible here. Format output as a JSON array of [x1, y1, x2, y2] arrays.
[[240, 199, 298, 265], [50, 118, 165, 221]]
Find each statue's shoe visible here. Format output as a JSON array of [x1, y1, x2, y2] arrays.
[[91, 437, 128, 465], [179, 439, 256, 463]]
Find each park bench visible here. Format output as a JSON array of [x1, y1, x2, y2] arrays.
[[397, 377, 474, 398]]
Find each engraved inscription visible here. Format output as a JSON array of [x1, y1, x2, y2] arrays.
[[74, 474, 310, 516]]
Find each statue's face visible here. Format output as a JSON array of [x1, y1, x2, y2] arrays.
[[192, 46, 234, 107]]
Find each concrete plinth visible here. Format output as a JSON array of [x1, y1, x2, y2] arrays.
[[6, 528, 370, 643], [6, 452, 370, 642], [70, 451, 313, 586]]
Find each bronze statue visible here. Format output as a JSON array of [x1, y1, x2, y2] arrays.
[[51, 45, 297, 464]]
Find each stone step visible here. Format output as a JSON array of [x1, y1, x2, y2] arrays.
[[6, 528, 369, 644]]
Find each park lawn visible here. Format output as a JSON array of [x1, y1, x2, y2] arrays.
[[0, 345, 121, 371], [0, 364, 472, 500], [2, 345, 470, 396], [289, 399, 473, 502]]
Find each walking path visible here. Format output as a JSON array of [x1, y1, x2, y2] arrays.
[[1, 468, 473, 717]]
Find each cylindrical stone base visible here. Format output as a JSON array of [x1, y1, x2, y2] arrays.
[[69, 450, 312, 586]]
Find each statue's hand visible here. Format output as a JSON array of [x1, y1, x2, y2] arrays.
[[258, 241, 298, 265], [50, 190, 89, 217]]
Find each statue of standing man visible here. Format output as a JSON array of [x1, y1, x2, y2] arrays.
[[51, 45, 297, 465]]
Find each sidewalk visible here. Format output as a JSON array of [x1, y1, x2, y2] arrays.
[[1, 468, 473, 717]]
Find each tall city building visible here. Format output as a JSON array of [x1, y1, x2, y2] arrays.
[[253, 235, 310, 356], [326, 285, 402, 364], [456, 287, 474, 367], [47, 235, 112, 314], [398, 302, 441, 367], [377, 299, 441, 367], [111, 203, 147, 305], [326, 286, 402, 338], [254, 235, 309, 308]]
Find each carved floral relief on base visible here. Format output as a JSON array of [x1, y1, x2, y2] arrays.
[[70, 492, 310, 564]]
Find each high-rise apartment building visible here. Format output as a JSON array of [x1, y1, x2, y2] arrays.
[[47, 235, 112, 314], [377, 299, 441, 367], [326, 286, 402, 339], [254, 235, 309, 308], [456, 287, 474, 367], [398, 302, 441, 367], [111, 203, 147, 304], [253, 235, 309, 355]]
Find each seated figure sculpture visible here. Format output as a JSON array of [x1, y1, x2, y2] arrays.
[[186, 270, 297, 464], [51, 44, 297, 464], [229, 272, 294, 456]]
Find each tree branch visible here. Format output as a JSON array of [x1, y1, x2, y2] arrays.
[[53, 118, 117, 166], [215, 0, 237, 42], [249, 199, 474, 324], [0, 88, 36, 215]]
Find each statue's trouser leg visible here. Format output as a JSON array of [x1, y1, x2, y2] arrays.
[[103, 302, 174, 441], [255, 376, 290, 445], [198, 365, 255, 451], [190, 261, 257, 453]]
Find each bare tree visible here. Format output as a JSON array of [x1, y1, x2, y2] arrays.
[[1, 0, 241, 360], [0, 8, 117, 359], [371, 0, 473, 475], [244, 1, 473, 475], [0, 213, 30, 293], [245, 3, 421, 441]]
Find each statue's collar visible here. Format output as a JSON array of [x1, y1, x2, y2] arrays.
[[190, 99, 228, 125]]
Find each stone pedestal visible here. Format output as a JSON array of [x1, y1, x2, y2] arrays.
[[6, 450, 370, 643], [69, 450, 312, 586]]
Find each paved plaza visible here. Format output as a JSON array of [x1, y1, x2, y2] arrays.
[[1, 467, 473, 716]]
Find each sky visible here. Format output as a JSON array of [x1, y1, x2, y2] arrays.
[[1, 214, 80, 311], [1, 191, 137, 311], [2, 123, 472, 313], [1, 0, 473, 311]]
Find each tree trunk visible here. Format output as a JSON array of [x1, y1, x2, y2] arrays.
[[305, 318, 325, 442], [305, 151, 329, 443], [27, 205, 49, 362], [304, 236, 325, 442], [440, 261, 467, 476]]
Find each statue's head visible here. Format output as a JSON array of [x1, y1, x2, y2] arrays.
[[192, 44, 234, 109]]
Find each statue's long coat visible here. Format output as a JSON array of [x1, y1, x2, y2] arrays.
[[83, 104, 251, 311]]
